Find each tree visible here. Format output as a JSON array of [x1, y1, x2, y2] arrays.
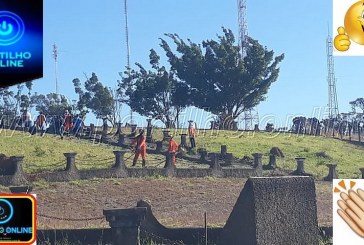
[[119, 49, 190, 128], [160, 28, 284, 128], [73, 73, 114, 120], [350, 98, 364, 113], [0, 88, 16, 116], [30, 93, 72, 116]]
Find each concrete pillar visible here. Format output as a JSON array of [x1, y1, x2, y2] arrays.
[[210, 153, 221, 170], [155, 141, 163, 153], [162, 130, 170, 141], [324, 164, 338, 181], [200, 149, 208, 163], [225, 153, 233, 165], [252, 153, 263, 169], [221, 145, 227, 155], [9, 156, 29, 186], [164, 152, 176, 177], [146, 119, 153, 143], [113, 150, 128, 169], [64, 153, 78, 172], [267, 154, 277, 169], [293, 157, 306, 175], [360, 168, 364, 179], [179, 134, 188, 149], [103, 207, 147, 245]]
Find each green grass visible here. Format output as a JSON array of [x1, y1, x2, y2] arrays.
[[151, 128, 364, 179], [1, 128, 364, 178]]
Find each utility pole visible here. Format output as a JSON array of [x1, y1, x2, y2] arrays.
[[52, 42, 59, 95]]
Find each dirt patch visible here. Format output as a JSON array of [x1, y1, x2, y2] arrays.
[[32, 178, 332, 229]]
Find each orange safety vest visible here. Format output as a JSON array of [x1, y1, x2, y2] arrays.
[[133, 135, 146, 149], [168, 139, 179, 152], [188, 127, 196, 137]]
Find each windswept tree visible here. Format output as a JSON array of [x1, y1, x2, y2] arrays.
[[160, 28, 284, 129], [30, 93, 72, 116], [119, 49, 190, 128], [350, 98, 364, 113], [73, 72, 114, 120]]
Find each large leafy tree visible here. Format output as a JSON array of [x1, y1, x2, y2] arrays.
[[30, 93, 72, 116], [160, 28, 284, 128], [119, 49, 190, 128], [73, 72, 114, 120]]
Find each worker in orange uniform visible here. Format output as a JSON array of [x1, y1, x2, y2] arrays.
[[188, 120, 196, 149], [36, 111, 46, 136], [168, 135, 179, 165], [64, 110, 73, 133], [130, 129, 147, 167]]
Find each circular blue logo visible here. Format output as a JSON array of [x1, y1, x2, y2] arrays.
[[0, 11, 25, 46], [0, 199, 13, 224]]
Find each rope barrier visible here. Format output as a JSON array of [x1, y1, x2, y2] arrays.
[[38, 213, 104, 222]]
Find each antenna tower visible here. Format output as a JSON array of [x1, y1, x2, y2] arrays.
[[52, 43, 59, 95], [237, 0, 259, 130], [124, 0, 133, 124], [326, 34, 339, 119]]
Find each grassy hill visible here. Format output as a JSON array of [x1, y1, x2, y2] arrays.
[[0, 128, 363, 178]]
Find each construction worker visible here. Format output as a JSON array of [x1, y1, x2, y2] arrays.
[[36, 112, 46, 136], [168, 135, 179, 165], [130, 129, 147, 167], [188, 120, 196, 149], [64, 110, 73, 133]]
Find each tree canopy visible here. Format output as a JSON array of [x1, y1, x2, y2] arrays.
[[73, 72, 114, 119], [160, 27, 284, 127], [119, 49, 190, 128]]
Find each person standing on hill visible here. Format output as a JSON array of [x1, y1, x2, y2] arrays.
[[188, 120, 197, 149], [168, 135, 179, 165], [36, 112, 46, 136], [130, 129, 147, 167], [64, 110, 73, 133]]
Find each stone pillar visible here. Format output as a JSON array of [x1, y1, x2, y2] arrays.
[[103, 207, 147, 245], [200, 149, 208, 163], [266, 154, 277, 169], [113, 150, 128, 169], [155, 141, 163, 153], [118, 134, 125, 146], [9, 156, 28, 186], [130, 124, 137, 137], [225, 153, 233, 166], [146, 119, 153, 143], [360, 168, 364, 179], [221, 145, 227, 155], [252, 153, 263, 169], [292, 157, 306, 175], [210, 153, 221, 170], [324, 164, 338, 181], [179, 134, 188, 149], [64, 153, 78, 172], [164, 152, 176, 177], [162, 130, 170, 141]]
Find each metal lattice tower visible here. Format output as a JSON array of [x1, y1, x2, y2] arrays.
[[237, 0, 259, 130], [124, 0, 133, 123], [326, 34, 339, 119], [52, 42, 59, 95], [237, 0, 248, 57]]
